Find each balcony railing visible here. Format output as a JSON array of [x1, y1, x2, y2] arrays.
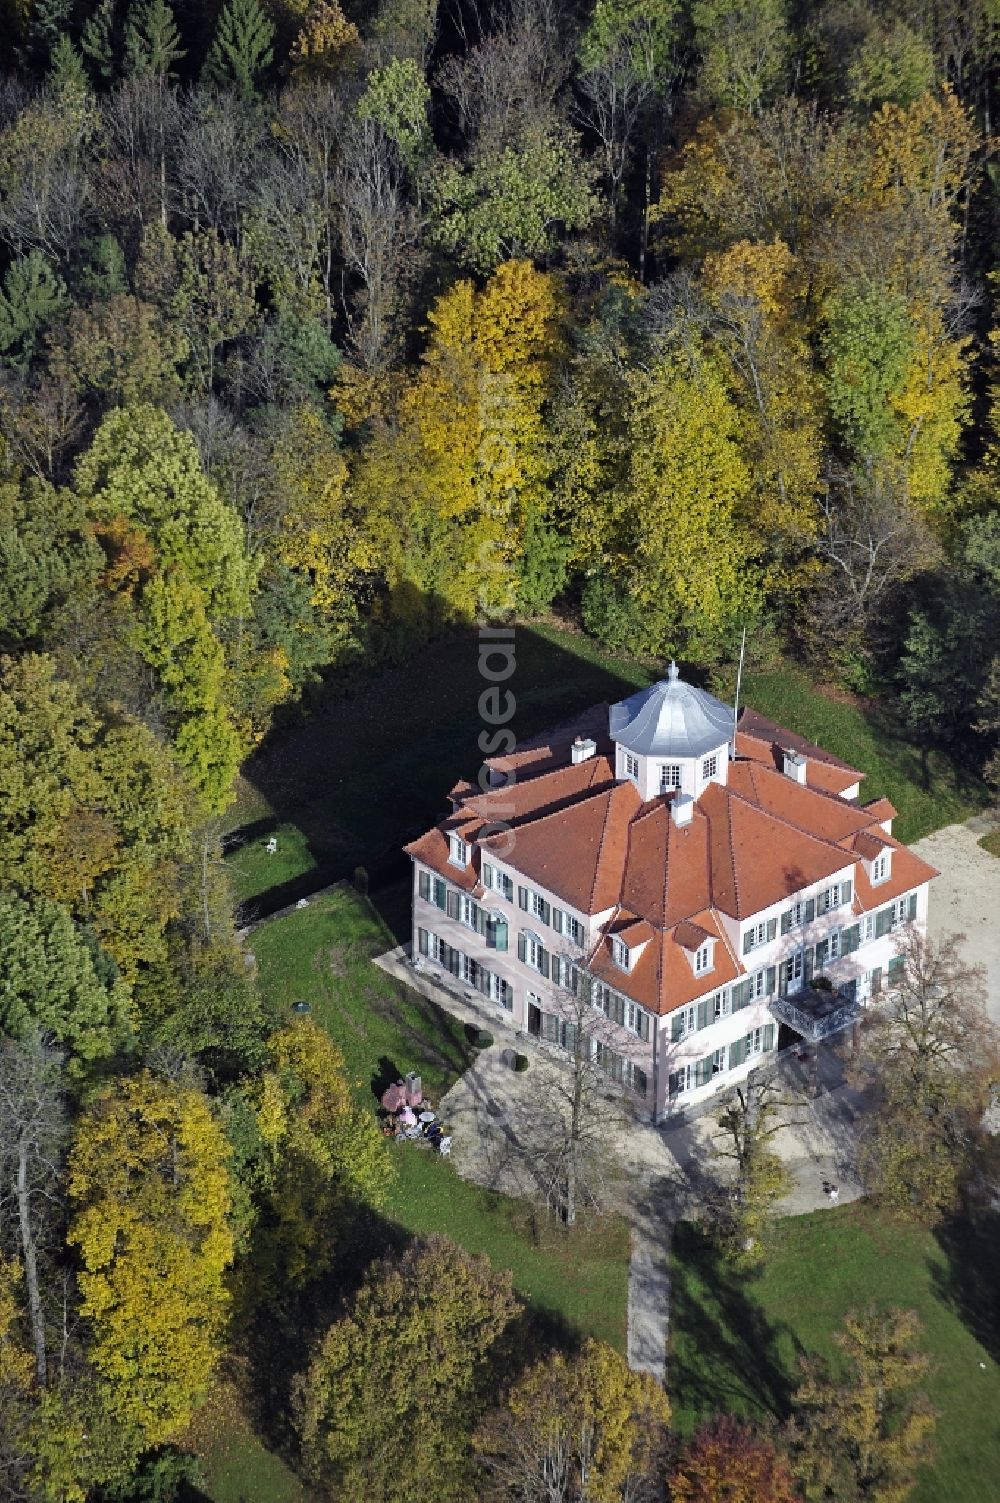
[[769, 985, 860, 1043]]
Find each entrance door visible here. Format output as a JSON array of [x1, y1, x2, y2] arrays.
[[527, 993, 542, 1037]]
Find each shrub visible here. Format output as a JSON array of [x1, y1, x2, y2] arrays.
[[514, 1053, 529, 1072]]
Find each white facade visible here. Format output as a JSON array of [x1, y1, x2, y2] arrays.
[[615, 737, 731, 802]]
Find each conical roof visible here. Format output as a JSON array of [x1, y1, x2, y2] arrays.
[[609, 662, 734, 759]]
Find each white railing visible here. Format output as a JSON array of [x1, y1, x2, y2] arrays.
[[768, 991, 859, 1043]]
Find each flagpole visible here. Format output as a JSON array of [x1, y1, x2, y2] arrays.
[[732, 625, 747, 758]]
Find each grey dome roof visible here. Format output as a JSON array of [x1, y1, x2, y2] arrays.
[[609, 662, 734, 759]]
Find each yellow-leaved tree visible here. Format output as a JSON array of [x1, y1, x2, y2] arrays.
[[349, 259, 562, 623], [67, 1073, 234, 1448]]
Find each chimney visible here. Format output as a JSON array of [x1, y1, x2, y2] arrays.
[[783, 749, 807, 784], [671, 792, 694, 828], [571, 736, 597, 765]]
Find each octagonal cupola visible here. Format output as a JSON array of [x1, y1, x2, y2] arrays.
[[609, 661, 733, 802]]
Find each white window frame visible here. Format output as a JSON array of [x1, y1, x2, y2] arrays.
[[530, 891, 548, 921], [448, 834, 468, 868], [659, 762, 682, 792], [863, 913, 875, 943], [749, 969, 768, 1000], [524, 932, 545, 972], [747, 1026, 764, 1057], [624, 1001, 646, 1037], [712, 1045, 728, 1075], [484, 863, 513, 901], [428, 932, 446, 965], [677, 1002, 698, 1038], [745, 921, 768, 951], [459, 894, 478, 930], [611, 936, 631, 971], [693, 942, 713, 976], [623, 751, 639, 779], [892, 897, 909, 927], [787, 951, 804, 988], [674, 1062, 694, 1095], [822, 883, 841, 913], [871, 852, 889, 885], [702, 754, 718, 779], [713, 990, 730, 1020]]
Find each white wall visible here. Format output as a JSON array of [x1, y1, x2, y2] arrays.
[[615, 738, 730, 802]]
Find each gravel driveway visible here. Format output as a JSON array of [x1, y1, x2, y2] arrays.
[[913, 817, 1000, 1024]]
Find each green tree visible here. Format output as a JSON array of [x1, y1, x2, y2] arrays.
[[48, 32, 88, 92], [0, 474, 100, 649], [848, 23, 936, 111], [82, 0, 119, 82], [786, 1305, 936, 1502], [0, 892, 133, 1075], [67, 1072, 233, 1448], [691, 0, 789, 113], [0, 251, 68, 371], [431, 121, 599, 272], [203, 0, 275, 97], [124, 0, 185, 79], [295, 1237, 520, 1502], [823, 282, 914, 460], [357, 56, 431, 166], [475, 1338, 670, 1502]]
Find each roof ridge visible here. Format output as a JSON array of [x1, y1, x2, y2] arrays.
[[731, 764, 865, 861], [589, 783, 627, 913]]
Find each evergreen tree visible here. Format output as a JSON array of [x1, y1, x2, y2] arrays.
[[81, 0, 119, 83], [203, 0, 274, 98], [123, 0, 185, 78], [47, 32, 88, 91]]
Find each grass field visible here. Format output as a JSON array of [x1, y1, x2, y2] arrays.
[[979, 829, 1000, 857], [225, 624, 985, 912], [669, 1205, 1000, 1503]]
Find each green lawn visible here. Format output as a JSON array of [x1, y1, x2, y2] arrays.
[[226, 624, 985, 912], [978, 829, 1000, 857], [669, 1204, 1000, 1503]]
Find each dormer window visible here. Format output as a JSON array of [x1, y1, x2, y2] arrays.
[[871, 851, 891, 885], [659, 763, 682, 792], [693, 942, 713, 976], [448, 835, 468, 867], [611, 936, 630, 971], [702, 754, 718, 779]]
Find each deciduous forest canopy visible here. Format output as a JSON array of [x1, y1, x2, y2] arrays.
[[0, 0, 998, 1496]]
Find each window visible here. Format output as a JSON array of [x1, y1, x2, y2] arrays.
[[676, 1002, 698, 1038], [530, 891, 548, 921], [746, 1027, 764, 1056], [623, 751, 639, 779], [702, 754, 718, 779], [712, 1045, 728, 1075], [485, 914, 508, 952], [524, 933, 546, 973], [458, 894, 479, 930], [821, 879, 851, 913], [671, 1062, 694, 1096], [486, 971, 512, 1009], [871, 852, 889, 884], [554, 956, 580, 994], [611, 935, 630, 971], [448, 834, 468, 867], [624, 1061, 648, 1098], [742, 918, 777, 954], [553, 908, 584, 946], [483, 862, 513, 902], [694, 942, 713, 976], [660, 762, 682, 792], [863, 913, 875, 943], [713, 990, 730, 1020], [624, 1000, 648, 1037]]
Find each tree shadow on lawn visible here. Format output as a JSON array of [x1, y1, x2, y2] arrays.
[[670, 1221, 801, 1427], [930, 1208, 1000, 1363], [234, 622, 649, 913], [363, 978, 475, 1093]]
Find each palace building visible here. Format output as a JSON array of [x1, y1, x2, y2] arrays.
[[404, 664, 937, 1121]]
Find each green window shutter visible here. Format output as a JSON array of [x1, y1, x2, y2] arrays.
[[908, 892, 917, 920], [842, 924, 860, 954], [517, 932, 526, 964], [435, 879, 447, 910], [805, 898, 815, 922], [418, 870, 430, 901], [765, 965, 776, 995], [888, 955, 905, 980], [842, 878, 852, 907], [731, 980, 752, 1010], [540, 899, 551, 926], [614, 994, 625, 1025], [730, 1037, 746, 1067], [640, 1010, 650, 1040], [539, 947, 550, 979], [668, 1070, 681, 1098], [552, 906, 564, 933], [565, 1021, 577, 1053], [446, 890, 460, 920], [671, 1012, 684, 1041], [781, 909, 792, 936], [696, 1000, 708, 1031], [447, 947, 461, 976], [476, 904, 487, 935], [418, 927, 429, 955], [632, 1067, 648, 1099], [483, 861, 494, 888], [696, 1056, 713, 1087], [763, 1022, 775, 1051], [518, 886, 528, 911], [804, 946, 814, 982], [494, 919, 509, 952], [742, 929, 754, 955], [875, 907, 893, 939], [766, 917, 778, 941], [815, 938, 828, 968]]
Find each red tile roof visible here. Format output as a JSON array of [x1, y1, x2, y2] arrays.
[[408, 701, 937, 1018]]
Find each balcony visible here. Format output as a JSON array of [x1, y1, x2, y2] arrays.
[[769, 982, 860, 1044]]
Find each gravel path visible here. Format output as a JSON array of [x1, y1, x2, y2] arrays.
[[913, 817, 1000, 1022]]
